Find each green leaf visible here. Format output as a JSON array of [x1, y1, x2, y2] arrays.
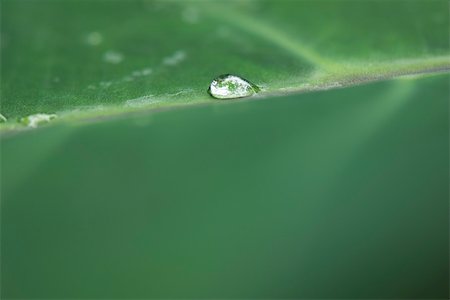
[[1, 0, 449, 125], [1, 0, 449, 298], [1, 74, 449, 297]]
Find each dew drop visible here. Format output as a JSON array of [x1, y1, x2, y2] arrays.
[[208, 74, 260, 99], [20, 113, 57, 128]]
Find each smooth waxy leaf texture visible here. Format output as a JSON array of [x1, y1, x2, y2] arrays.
[[1, 0, 449, 125]]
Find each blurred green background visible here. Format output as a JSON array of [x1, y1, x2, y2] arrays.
[[1, 0, 449, 298], [2, 75, 449, 298]]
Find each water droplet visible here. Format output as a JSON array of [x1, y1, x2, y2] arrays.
[[20, 113, 57, 128], [208, 74, 260, 99]]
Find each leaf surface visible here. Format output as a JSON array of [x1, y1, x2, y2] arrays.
[[1, 74, 449, 298], [1, 0, 449, 124]]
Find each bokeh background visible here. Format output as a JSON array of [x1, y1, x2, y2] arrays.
[[1, 0, 449, 298]]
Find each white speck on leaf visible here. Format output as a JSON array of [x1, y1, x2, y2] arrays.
[[141, 68, 153, 76], [99, 81, 113, 88], [131, 68, 153, 77], [125, 95, 159, 107], [163, 50, 186, 66], [103, 50, 123, 64], [20, 113, 57, 128], [85, 31, 103, 46], [166, 88, 194, 97]]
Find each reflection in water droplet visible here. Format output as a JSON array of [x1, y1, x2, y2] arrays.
[[20, 113, 57, 128], [208, 74, 260, 99]]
